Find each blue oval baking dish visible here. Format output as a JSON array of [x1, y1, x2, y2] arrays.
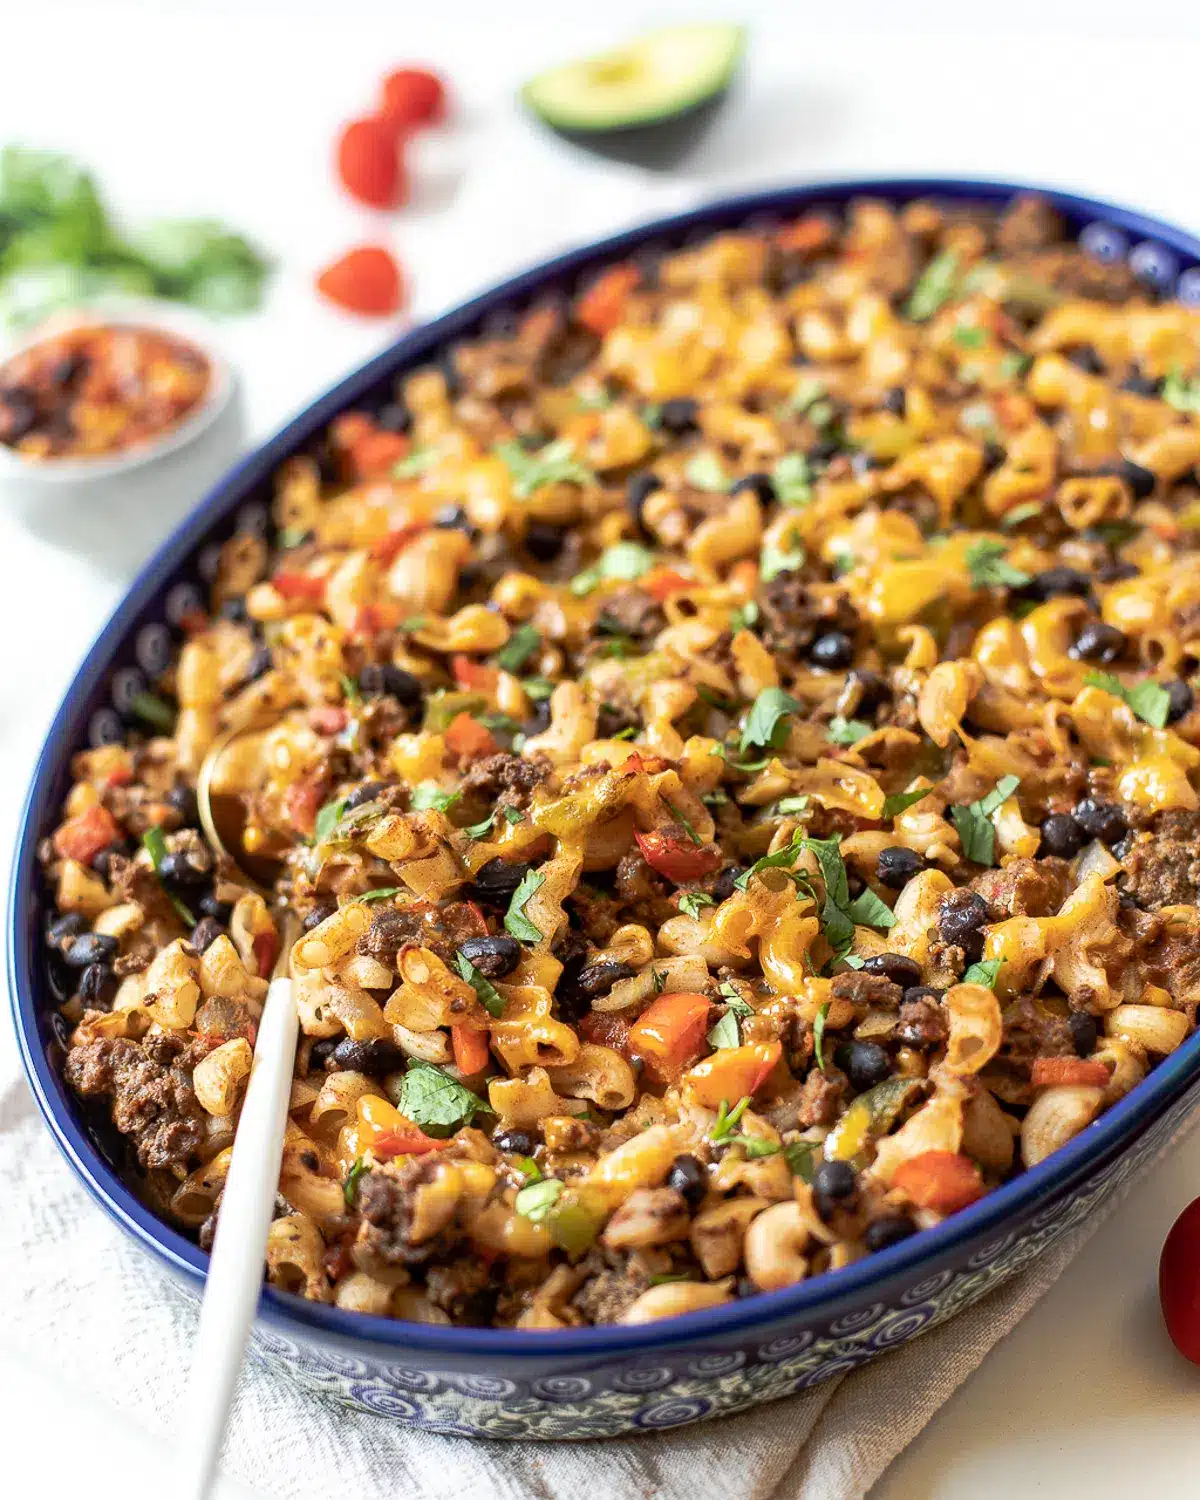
[[11, 177, 1200, 1439]]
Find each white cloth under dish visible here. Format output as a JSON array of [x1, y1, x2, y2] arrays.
[[3, 1073, 1191, 1500]]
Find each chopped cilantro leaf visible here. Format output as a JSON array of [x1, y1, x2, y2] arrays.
[[343, 1158, 367, 1209], [504, 868, 546, 943], [503, 807, 525, 825], [397, 1060, 492, 1134], [784, 1140, 819, 1181], [950, 775, 1021, 866], [685, 452, 730, 491], [775, 794, 811, 816], [952, 323, 986, 349], [730, 600, 760, 634], [679, 891, 716, 920], [707, 1010, 741, 1050], [514, 1177, 563, 1221], [717, 982, 754, 1017], [827, 715, 871, 746], [772, 452, 813, 508], [710, 1096, 752, 1144], [733, 830, 806, 890], [760, 538, 806, 581], [1083, 670, 1172, 729], [741, 686, 801, 754], [312, 797, 346, 844], [965, 538, 1032, 590], [787, 376, 827, 414], [494, 624, 541, 674], [1000, 501, 1043, 529], [882, 786, 933, 820], [495, 438, 594, 498], [570, 540, 655, 596], [1000, 352, 1033, 380], [521, 676, 555, 701], [845, 886, 897, 930], [393, 446, 439, 478], [355, 887, 402, 903], [410, 782, 460, 813], [453, 952, 505, 1018], [813, 1001, 831, 1071], [963, 957, 1003, 988], [461, 813, 496, 840], [1162, 370, 1200, 414], [906, 250, 960, 321]]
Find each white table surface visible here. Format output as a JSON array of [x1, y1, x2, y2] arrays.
[[3, 2, 1200, 1495]]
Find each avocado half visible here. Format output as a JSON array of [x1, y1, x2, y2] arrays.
[[521, 23, 746, 135]]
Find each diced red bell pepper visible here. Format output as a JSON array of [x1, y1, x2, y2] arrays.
[[1030, 1057, 1111, 1088], [634, 829, 721, 884], [445, 712, 497, 759], [627, 991, 713, 1082], [452, 655, 499, 692], [352, 601, 402, 636], [576, 263, 639, 336], [373, 1127, 446, 1159], [53, 804, 121, 865], [369, 522, 424, 566], [775, 214, 836, 254], [451, 1024, 491, 1075], [643, 567, 692, 602], [892, 1151, 985, 1214], [621, 752, 670, 776], [685, 1041, 781, 1109], [104, 767, 133, 789], [285, 776, 324, 835], [350, 430, 410, 479], [273, 571, 327, 604], [253, 930, 280, 980]]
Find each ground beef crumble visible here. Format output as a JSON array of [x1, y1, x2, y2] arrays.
[[63, 1031, 206, 1171]]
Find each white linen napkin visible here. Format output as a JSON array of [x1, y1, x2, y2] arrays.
[[3, 1071, 1191, 1500]]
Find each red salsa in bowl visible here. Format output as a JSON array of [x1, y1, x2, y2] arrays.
[[0, 322, 211, 461]]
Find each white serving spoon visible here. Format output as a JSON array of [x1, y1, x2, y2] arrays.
[[181, 926, 298, 1500]]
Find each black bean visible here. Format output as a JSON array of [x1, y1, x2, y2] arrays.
[[158, 850, 210, 890], [1095, 559, 1139, 584], [458, 935, 522, 978], [244, 646, 273, 683], [863, 1214, 919, 1252], [309, 1037, 340, 1070], [712, 865, 744, 902], [190, 917, 226, 953], [844, 1040, 891, 1092], [51, 352, 89, 388], [47, 912, 88, 948], [0, 386, 38, 443], [982, 441, 1007, 474], [1072, 797, 1128, 845], [666, 1154, 707, 1209], [813, 1159, 858, 1222], [731, 472, 776, 504], [64, 932, 118, 968], [168, 784, 200, 826], [1117, 457, 1156, 501], [199, 893, 234, 924], [1068, 1010, 1099, 1057], [344, 780, 391, 811], [88, 839, 131, 878], [434, 504, 475, 535], [847, 670, 889, 716], [936, 892, 990, 962], [658, 397, 699, 436], [902, 985, 945, 1006], [470, 858, 534, 904], [807, 437, 843, 464], [1067, 345, 1104, 375], [376, 400, 412, 434], [525, 521, 565, 561], [79, 962, 116, 1007], [626, 471, 663, 536], [1120, 367, 1162, 398], [220, 595, 249, 623], [1165, 679, 1194, 724], [876, 846, 923, 889], [863, 952, 922, 986], [809, 631, 855, 669], [1018, 567, 1093, 603], [557, 958, 637, 1019], [331, 1037, 405, 1078], [303, 902, 337, 931], [492, 1127, 537, 1155], [1039, 813, 1085, 859], [358, 663, 423, 708], [1069, 621, 1126, 664], [882, 386, 907, 417]]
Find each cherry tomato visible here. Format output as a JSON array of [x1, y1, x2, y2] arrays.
[[643, 567, 692, 602], [1160, 1198, 1200, 1364], [634, 828, 721, 884], [452, 655, 499, 692], [252, 930, 280, 980], [336, 116, 406, 208], [1030, 1057, 1111, 1088], [892, 1151, 984, 1214], [53, 804, 121, 865], [284, 776, 323, 835], [348, 429, 409, 478], [379, 67, 448, 132], [352, 602, 402, 636], [373, 1127, 445, 1159], [316, 246, 406, 317], [369, 523, 424, 566]]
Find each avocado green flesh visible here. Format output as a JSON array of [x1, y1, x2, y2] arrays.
[[522, 23, 746, 133]]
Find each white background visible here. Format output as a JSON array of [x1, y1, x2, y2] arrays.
[[3, 1, 1200, 1495]]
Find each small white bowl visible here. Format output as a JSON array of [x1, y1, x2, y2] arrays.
[[0, 299, 246, 577]]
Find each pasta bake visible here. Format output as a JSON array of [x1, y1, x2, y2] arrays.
[[41, 192, 1200, 1328]]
